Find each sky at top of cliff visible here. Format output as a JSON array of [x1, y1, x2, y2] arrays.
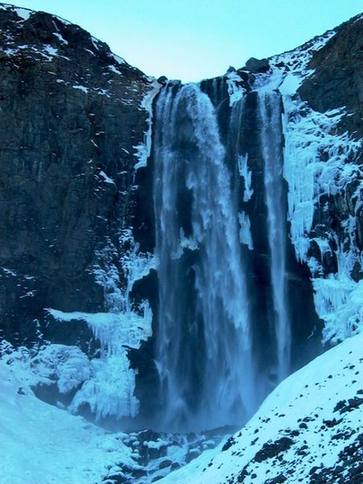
[[9, 0, 363, 82]]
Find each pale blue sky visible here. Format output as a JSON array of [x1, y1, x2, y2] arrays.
[[14, 0, 363, 81]]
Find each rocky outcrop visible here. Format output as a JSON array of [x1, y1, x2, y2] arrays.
[[243, 57, 270, 74], [299, 14, 363, 140]]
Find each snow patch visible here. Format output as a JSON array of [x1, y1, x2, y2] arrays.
[[53, 32, 68, 45], [99, 170, 115, 185], [110, 52, 126, 65], [108, 64, 122, 75], [32, 344, 91, 394], [73, 84, 89, 94]]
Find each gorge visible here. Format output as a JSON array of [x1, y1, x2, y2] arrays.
[[0, 3, 362, 482]]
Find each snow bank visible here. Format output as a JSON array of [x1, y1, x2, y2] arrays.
[[0, 358, 133, 484], [161, 331, 363, 483]]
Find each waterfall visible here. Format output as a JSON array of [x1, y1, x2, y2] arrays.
[[258, 91, 291, 380], [153, 83, 255, 431]]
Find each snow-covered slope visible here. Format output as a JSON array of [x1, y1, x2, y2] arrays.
[[1, 331, 361, 483], [0, 358, 135, 484], [160, 332, 363, 483]]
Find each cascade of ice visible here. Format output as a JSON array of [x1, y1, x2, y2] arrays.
[[258, 91, 291, 380], [153, 83, 255, 431]]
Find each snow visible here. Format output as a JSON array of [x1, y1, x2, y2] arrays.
[[53, 32, 68, 45], [1, 266, 17, 276], [44, 45, 58, 57], [160, 331, 363, 483], [278, 73, 301, 96], [0, 357, 133, 484], [2, 41, 63, 63], [31, 344, 91, 393], [0, 341, 91, 396], [269, 28, 336, 91], [72, 85, 89, 94], [99, 170, 116, 185], [14, 7, 32, 20], [110, 52, 126, 65], [108, 64, 122, 75]]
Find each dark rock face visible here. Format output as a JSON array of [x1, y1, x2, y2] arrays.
[[0, 5, 151, 348]]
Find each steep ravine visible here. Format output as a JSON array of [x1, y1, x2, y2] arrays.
[[0, 3, 362, 482]]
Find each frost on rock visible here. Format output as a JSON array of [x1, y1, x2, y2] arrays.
[[312, 276, 363, 343], [133, 80, 161, 170]]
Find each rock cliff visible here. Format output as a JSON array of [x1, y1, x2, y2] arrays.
[[0, 4, 152, 346]]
